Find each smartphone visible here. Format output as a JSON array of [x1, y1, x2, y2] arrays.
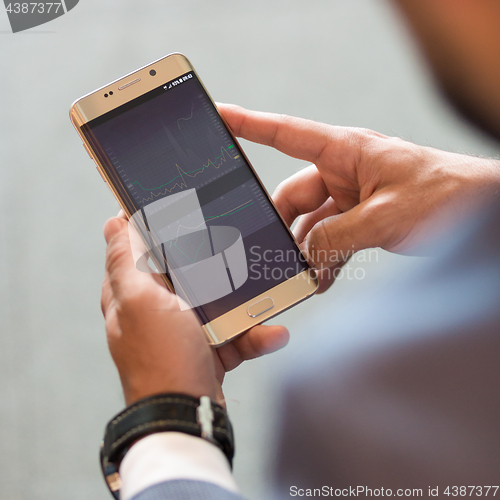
[[70, 53, 318, 345]]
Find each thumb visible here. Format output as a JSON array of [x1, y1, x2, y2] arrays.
[[104, 216, 126, 244], [104, 217, 155, 302], [303, 198, 388, 268]]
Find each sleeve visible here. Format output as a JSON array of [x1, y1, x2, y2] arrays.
[[129, 479, 246, 500], [119, 432, 244, 500]]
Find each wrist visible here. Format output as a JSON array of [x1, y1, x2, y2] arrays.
[[449, 156, 500, 211], [119, 374, 218, 406], [419, 151, 500, 215], [471, 157, 500, 193]]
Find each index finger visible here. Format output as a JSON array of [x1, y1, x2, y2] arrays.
[[217, 103, 342, 165]]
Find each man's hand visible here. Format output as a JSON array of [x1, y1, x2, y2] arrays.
[[219, 104, 500, 292], [101, 216, 289, 406]]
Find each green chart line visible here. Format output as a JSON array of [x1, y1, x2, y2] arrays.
[[204, 201, 254, 223]]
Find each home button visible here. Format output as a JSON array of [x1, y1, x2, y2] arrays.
[[247, 297, 275, 318]]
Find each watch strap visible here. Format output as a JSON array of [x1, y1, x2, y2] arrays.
[[100, 393, 235, 499]]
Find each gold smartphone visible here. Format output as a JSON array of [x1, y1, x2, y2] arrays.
[[70, 53, 318, 345]]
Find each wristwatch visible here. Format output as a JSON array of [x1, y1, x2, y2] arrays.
[[100, 393, 235, 500]]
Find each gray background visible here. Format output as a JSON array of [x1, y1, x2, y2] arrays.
[[0, 1, 497, 499]]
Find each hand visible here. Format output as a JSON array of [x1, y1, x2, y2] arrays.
[[219, 104, 500, 292], [101, 215, 289, 406]]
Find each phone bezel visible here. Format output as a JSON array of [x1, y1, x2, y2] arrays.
[[70, 52, 318, 345]]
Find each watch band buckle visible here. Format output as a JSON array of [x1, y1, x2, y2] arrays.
[[196, 395, 215, 441]]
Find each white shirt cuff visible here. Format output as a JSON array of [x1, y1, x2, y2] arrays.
[[119, 432, 238, 500]]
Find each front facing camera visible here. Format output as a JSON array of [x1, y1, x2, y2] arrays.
[[149, 69, 157, 76]]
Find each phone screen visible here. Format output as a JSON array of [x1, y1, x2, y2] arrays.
[[81, 71, 309, 323]]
